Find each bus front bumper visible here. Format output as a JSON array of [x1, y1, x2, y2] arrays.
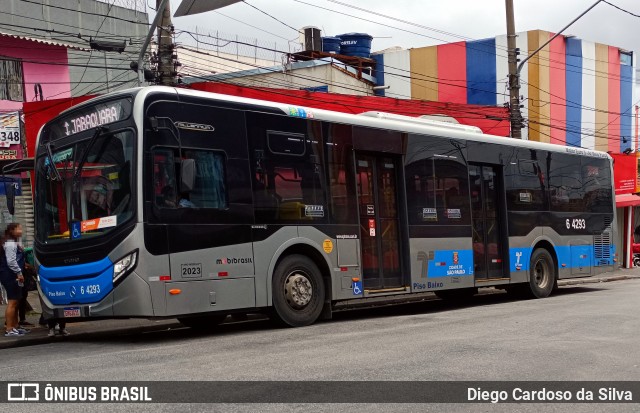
[[38, 270, 154, 321]]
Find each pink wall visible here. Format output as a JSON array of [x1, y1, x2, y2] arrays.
[[0, 36, 71, 112], [549, 33, 566, 145], [437, 42, 467, 104]]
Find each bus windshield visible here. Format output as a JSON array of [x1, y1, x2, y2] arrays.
[[35, 130, 135, 244]]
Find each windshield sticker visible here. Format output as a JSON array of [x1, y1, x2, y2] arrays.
[[446, 208, 461, 219], [519, 192, 532, 203], [304, 205, 324, 218], [422, 208, 437, 221], [51, 148, 73, 164], [70, 221, 82, 240], [81, 215, 117, 232]]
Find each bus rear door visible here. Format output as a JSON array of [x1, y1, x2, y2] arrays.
[[469, 164, 509, 280], [355, 153, 404, 290]]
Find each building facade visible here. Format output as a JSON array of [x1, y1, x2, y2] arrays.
[[372, 30, 637, 151], [1, 0, 148, 97]]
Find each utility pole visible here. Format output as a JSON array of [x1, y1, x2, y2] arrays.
[[505, 0, 521, 139], [156, 0, 176, 85]]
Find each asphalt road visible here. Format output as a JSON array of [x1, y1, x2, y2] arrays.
[[1, 280, 639, 413]]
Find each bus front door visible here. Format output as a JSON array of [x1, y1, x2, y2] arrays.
[[355, 153, 403, 290], [469, 164, 508, 279]]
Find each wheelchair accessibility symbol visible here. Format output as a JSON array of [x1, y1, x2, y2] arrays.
[[352, 281, 363, 295], [70, 221, 82, 240]]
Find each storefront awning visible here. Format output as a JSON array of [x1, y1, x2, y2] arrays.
[[615, 193, 640, 207]]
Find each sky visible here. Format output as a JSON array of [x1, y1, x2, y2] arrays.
[[166, 0, 640, 57]]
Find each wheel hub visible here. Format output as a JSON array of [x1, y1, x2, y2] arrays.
[[284, 272, 313, 309], [534, 259, 549, 288]]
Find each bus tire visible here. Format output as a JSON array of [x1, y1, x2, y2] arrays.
[[528, 248, 556, 298], [271, 254, 325, 327], [178, 313, 227, 330]]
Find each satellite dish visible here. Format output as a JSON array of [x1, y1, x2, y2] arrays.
[[174, 0, 243, 17]]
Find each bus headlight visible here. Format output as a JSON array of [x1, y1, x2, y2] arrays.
[[113, 250, 138, 284]]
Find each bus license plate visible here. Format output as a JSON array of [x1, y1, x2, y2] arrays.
[[63, 307, 81, 318]]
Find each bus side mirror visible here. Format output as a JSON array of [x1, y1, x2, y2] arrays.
[[5, 182, 15, 215], [180, 159, 196, 193]]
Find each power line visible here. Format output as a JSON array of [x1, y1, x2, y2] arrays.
[[176, 51, 512, 122], [242, 1, 302, 34], [603, 0, 640, 18], [176, 46, 633, 139], [19, 0, 150, 27], [213, 11, 294, 42], [293, 0, 633, 83]]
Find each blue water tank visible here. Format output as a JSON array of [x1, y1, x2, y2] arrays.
[[338, 33, 373, 58], [322, 36, 341, 54]]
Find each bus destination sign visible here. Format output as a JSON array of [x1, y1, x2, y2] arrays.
[[50, 98, 132, 138]]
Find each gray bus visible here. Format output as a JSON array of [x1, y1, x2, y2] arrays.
[[34, 86, 616, 328]]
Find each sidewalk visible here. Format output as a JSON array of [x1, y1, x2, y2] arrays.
[[1, 268, 639, 350], [0, 291, 181, 350]]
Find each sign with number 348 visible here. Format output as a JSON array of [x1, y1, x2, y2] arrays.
[[0, 112, 20, 148]]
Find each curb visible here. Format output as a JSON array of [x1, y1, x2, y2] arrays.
[[0, 321, 183, 350], [557, 274, 640, 286]]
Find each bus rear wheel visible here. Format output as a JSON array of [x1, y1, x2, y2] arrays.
[[271, 254, 325, 327], [527, 248, 556, 298], [178, 313, 228, 330]]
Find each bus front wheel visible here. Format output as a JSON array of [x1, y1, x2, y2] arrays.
[[528, 248, 556, 298], [271, 254, 325, 327]]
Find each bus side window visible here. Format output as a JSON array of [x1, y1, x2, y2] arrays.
[[549, 153, 584, 212], [404, 158, 469, 225], [252, 127, 326, 223], [152, 148, 228, 210], [582, 158, 612, 213], [506, 159, 546, 211], [153, 149, 178, 208]]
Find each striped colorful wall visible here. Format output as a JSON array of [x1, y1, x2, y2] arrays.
[[375, 30, 637, 151]]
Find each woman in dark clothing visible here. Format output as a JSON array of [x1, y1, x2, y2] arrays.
[[0, 223, 28, 337]]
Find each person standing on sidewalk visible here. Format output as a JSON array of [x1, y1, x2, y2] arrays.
[[0, 223, 29, 337], [17, 262, 36, 328], [47, 319, 69, 337]]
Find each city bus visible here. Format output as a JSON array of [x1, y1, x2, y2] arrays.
[[32, 86, 616, 328]]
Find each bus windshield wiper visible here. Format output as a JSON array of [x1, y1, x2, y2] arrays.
[[45, 141, 63, 181], [73, 126, 106, 182], [70, 126, 106, 221]]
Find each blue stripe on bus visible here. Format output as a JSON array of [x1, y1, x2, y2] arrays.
[[39, 257, 114, 305], [428, 244, 615, 278], [509, 244, 615, 272]]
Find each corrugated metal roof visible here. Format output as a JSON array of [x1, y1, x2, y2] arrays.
[[0, 32, 91, 52]]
